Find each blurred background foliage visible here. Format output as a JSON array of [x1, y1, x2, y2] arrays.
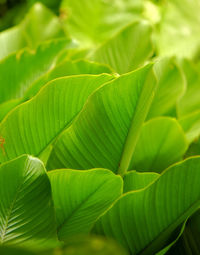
[[0, 0, 61, 31]]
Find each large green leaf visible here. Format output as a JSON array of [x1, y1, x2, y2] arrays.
[[0, 3, 65, 60], [155, 0, 200, 59], [48, 169, 123, 240], [47, 64, 157, 174], [123, 171, 159, 193], [177, 59, 200, 117], [179, 110, 200, 143], [0, 39, 72, 105], [0, 155, 57, 247], [91, 21, 153, 74], [0, 74, 113, 163], [147, 57, 185, 119], [0, 99, 22, 122], [94, 157, 200, 255], [24, 59, 113, 100], [131, 117, 188, 172], [60, 0, 143, 46]]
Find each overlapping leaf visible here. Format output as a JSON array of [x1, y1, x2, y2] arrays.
[[177, 59, 200, 117], [0, 74, 113, 163], [60, 0, 143, 45], [0, 39, 72, 105], [167, 210, 200, 255], [91, 21, 153, 74], [131, 117, 188, 172], [123, 171, 159, 193], [179, 110, 200, 143], [47, 64, 157, 174], [24, 59, 113, 99], [94, 157, 200, 255], [0, 3, 65, 60], [48, 169, 123, 240], [147, 57, 185, 119], [0, 155, 57, 247]]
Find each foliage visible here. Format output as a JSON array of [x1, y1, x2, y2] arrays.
[[0, 0, 200, 254]]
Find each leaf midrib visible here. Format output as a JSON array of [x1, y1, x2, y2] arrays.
[[0, 160, 28, 242], [118, 68, 156, 176], [57, 181, 108, 235]]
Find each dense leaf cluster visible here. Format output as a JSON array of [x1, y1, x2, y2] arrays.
[[0, 0, 200, 254]]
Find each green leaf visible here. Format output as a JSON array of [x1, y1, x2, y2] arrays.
[[184, 138, 200, 158], [21, 3, 65, 48], [48, 169, 123, 240], [60, 0, 143, 45], [47, 64, 157, 175], [179, 110, 200, 143], [155, 0, 200, 58], [123, 171, 159, 193], [0, 3, 65, 60], [91, 21, 153, 74], [0, 74, 113, 164], [147, 57, 185, 119], [166, 210, 200, 255], [0, 99, 22, 122], [0, 26, 26, 60], [0, 39, 72, 105], [94, 156, 200, 255], [0, 155, 57, 247], [24, 59, 113, 100], [131, 117, 188, 172], [177, 59, 200, 117]]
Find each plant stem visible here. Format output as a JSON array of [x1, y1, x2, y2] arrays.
[[118, 70, 156, 177]]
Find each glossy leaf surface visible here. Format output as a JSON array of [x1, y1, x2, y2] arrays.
[[0, 155, 57, 247], [123, 171, 159, 193], [131, 117, 188, 172], [48, 169, 123, 240], [94, 157, 200, 255], [47, 64, 157, 174], [0, 74, 113, 163], [91, 21, 153, 73]]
